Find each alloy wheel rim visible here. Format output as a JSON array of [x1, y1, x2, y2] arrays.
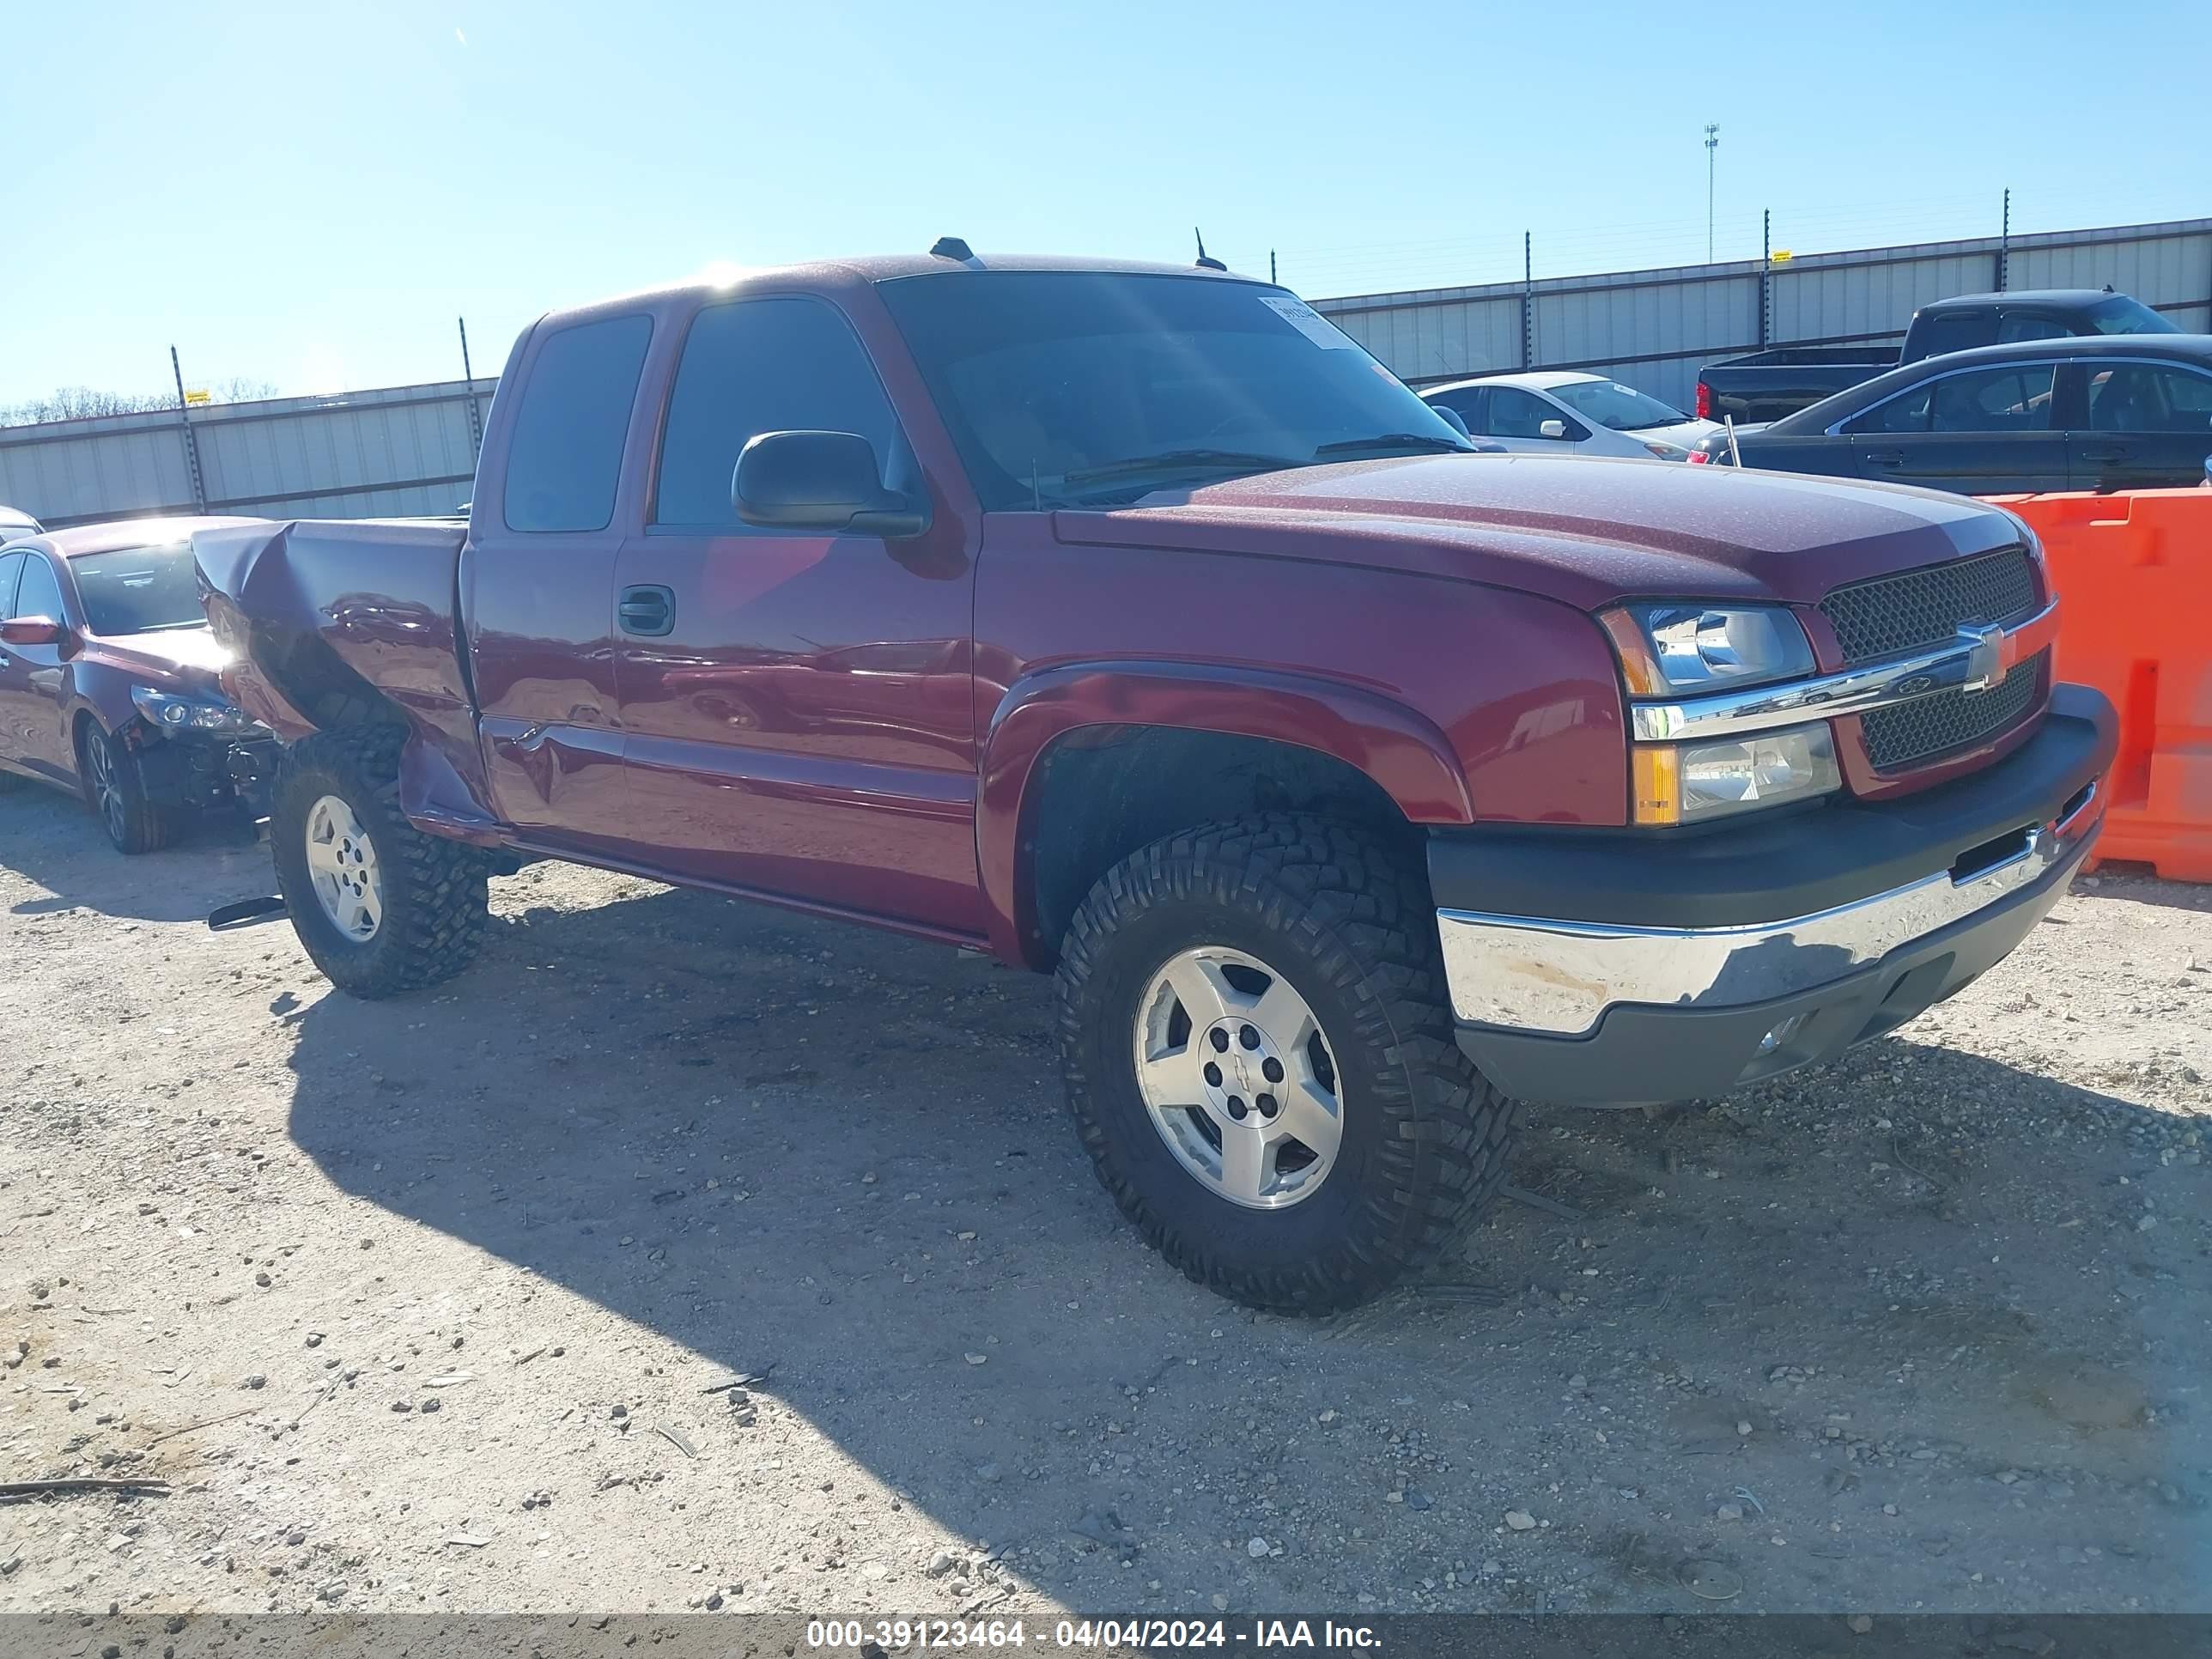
[[1131, 945, 1343, 1210], [88, 737, 125, 839], [303, 794, 383, 941]]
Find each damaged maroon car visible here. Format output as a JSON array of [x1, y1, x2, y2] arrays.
[[0, 518, 267, 853], [195, 252, 2115, 1313]]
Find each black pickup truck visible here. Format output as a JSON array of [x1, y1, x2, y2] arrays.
[[1697, 289, 2178, 424]]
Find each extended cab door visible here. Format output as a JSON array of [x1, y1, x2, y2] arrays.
[[611, 292, 981, 935], [465, 309, 656, 856], [1844, 361, 2068, 495], [2067, 359, 2212, 491]]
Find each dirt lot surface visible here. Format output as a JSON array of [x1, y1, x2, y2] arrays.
[[1, 782, 2207, 1620]]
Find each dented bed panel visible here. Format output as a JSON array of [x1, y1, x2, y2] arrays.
[[192, 519, 505, 842]]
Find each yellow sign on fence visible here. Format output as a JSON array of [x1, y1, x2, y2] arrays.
[[182, 387, 211, 406]]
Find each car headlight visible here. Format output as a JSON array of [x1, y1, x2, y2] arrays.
[[131, 686, 258, 736], [1641, 441, 1691, 461], [1600, 603, 1816, 695], [1632, 722, 1840, 826]]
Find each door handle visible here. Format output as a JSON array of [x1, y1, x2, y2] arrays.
[[1862, 451, 1906, 468], [2076, 446, 2128, 463], [617, 585, 675, 637]]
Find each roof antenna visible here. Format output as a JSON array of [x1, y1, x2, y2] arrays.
[[931, 235, 975, 262], [1194, 228, 1226, 272]]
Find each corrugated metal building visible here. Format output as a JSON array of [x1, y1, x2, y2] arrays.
[[3, 216, 2208, 530], [0, 377, 495, 529]]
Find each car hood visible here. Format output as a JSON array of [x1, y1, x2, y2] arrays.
[[82, 624, 232, 692], [1050, 453, 2019, 611]]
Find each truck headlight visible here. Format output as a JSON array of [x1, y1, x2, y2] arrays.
[[1632, 723, 1840, 825], [131, 687, 258, 736], [1601, 603, 1815, 694]]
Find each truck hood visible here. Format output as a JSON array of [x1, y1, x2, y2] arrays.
[[82, 624, 231, 693], [1051, 453, 2020, 611]]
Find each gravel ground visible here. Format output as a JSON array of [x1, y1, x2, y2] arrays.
[[0, 781, 2206, 1620]]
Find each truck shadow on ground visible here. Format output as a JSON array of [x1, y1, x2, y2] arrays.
[[264, 870, 2211, 1611]]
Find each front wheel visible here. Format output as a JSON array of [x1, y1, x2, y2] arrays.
[[270, 727, 489, 998], [1054, 815, 1522, 1314], [80, 723, 175, 854]]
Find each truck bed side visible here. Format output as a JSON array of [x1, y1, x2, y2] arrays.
[[194, 518, 504, 842]]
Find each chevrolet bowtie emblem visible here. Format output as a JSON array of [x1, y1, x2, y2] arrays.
[[1958, 622, 2005, 694]]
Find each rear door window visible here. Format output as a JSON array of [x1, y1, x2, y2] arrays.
[[1929, 364, 2057, 432], [653, 297, 902, 529], [501, 313, 653, 533], [1844, 382, 1933, 434], [1425, 388, 1488, 431]]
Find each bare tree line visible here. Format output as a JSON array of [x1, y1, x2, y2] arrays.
[[0, 376, 281, 428]]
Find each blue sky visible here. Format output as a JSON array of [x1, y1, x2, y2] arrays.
[[9, 0, 2209, 405]]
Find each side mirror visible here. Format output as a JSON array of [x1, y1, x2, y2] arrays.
[[1538, 418, 1570, 441], [732, 430, 927, 538], [1431, 405, 1472, 439], [2202, 453, 2211, 488], [0, 615, 70, 649]]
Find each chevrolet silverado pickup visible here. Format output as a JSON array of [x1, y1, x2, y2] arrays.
[[194, 250, 2117, 1313]]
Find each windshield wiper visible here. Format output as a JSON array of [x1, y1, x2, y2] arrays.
[[1311, 433, 1474, 458], [1060, 448, 1308, 487]]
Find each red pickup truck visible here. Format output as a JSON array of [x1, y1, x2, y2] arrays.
[[194, 250, 2116, 1313]]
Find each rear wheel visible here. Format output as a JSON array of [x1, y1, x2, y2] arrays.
[[270, 727, 489, 998], [1054, 815, 1522, 1313], [80, 723, 174, 855]]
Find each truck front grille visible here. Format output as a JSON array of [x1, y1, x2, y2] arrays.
[[1819, 548, 2039, 666], [1862, 647, 2047, 771]]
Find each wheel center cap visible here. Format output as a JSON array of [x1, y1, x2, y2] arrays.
[[1198, 1018, 1286, 1124]]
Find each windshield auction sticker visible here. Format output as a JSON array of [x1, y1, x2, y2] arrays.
[[1258, 295, 1357, 348]]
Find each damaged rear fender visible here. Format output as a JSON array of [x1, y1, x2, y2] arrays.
[[192, 520, 505, 844]]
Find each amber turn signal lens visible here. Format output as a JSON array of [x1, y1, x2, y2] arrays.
[[1632, 745, 1682, 826], [1598, 609, 1667, 696]]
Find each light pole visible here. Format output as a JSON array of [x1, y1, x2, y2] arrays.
[[1705, 124, 1720, 263]]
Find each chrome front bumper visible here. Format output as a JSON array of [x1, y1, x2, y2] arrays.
[[1437, 780, 2101, 1039]]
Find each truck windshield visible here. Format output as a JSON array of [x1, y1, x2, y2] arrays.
[[2085, 295, 2180, 335], [1545, 378, 1692, 431], [71, 544, 205, 635], [877, 271, 1473, 507]]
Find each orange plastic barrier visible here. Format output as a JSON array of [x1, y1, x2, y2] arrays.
[[1989, 489, 2212, 883]]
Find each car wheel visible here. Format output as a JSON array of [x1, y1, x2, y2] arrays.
[[1054, 814, 1522, 1313], [270, 726, 489, 999], [80, 723, 174, 854]]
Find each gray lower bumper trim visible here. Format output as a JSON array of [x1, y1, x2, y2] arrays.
[[1437, 783, 2100, 1038]]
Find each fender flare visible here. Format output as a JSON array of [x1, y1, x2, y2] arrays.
[[977, 659, 1474, 963]]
